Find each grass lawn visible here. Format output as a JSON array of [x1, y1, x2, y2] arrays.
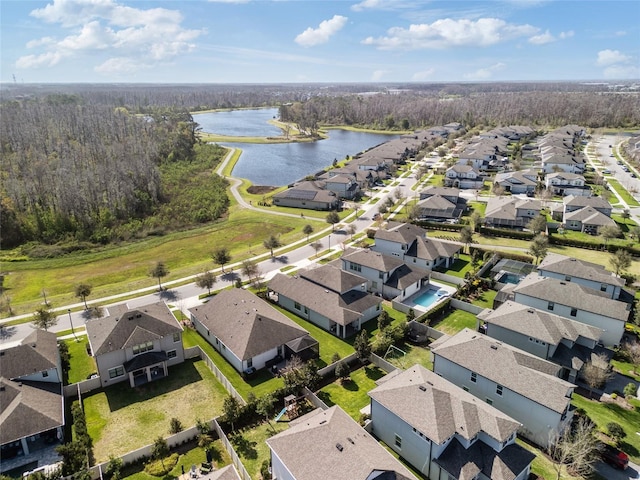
[[607, 178, 640, 207], [63, 336, 96, 384], [572, 393, 640, 463], [385, 341, 433, 371], [432, 309, 477, 336], [610, 359, 640, 382], [317, 365, 386, 420], [84, 358, 228, 462], [181, 328, 284, 400], [435, 255, 473, 278], [516, 438, 583, 480], [231, 421, 288, 480], [120, 441, 232, 480], [470, 289, 497, 309]]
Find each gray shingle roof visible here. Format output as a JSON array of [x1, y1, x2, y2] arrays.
[[301, 262, 367, 294], [205, 465, 241, 480], [431, 329, 574, 413], [266, 406, 419, 480], [408, 236, 461, 261], [435, 438, 536, 480], [513, 273, 629, 321], [0, 329, 59, 380], [369, 365, 521, 444], [477, 301, 602, 345], [342, 248, 405, 272], [0, 378, 64, 444], [538, 253, 625, 287], [374, 221, 426, 245], [188, 289, 310, 360], [564, 207, 616, 226], [563, 195, 611, 209], [268, 273, 382, 326], [86, 301, 182, 356]]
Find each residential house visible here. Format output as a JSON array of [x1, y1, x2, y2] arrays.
[[267, 405, 419, 480], [444, 164, 484, 189], [494, 169, 538, 195], [537, 253, 626, 300], [0, 330, 64, 469], [484, 197, 542, 229], [417, 186, 466, 221], [189, 289, 318, 374], [205, 465, 242, 480], [369, 364, 535, 480], [511, 273, 628, 346], [86, 301, 184, 388], [320, 172, 360, 200], [431, 328, 576, 448], [268, 263, 383, 338], [541, 153, 586, 174], [544, 172, 591, 197], [555, 195, 615, 234], [477, 301, 604, 383], [372, 221, 461, 269], [340, 248, 429, 301], [272, 181, 339, 211]]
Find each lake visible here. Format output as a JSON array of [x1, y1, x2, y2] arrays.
[[193, 108, 396, 186]]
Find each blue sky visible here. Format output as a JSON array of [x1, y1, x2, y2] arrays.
[[1, 0, 638, 84]]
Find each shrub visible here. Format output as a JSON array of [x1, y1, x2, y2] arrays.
[[606, 422, 626, 443], [169, 417, 183, 434], [260, 460, 272, 480], [143, 452, 178, 476], [624, 382, 638, 398], [611, 392, 618, 399], [331, 352, 341, 364]]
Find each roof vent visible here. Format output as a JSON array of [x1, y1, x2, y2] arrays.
[[0, 386, 4, 391], [419, 385, 427, 391], [490, 345, 498, 350], [336, 443, 344, 452], [128, 315, 134, 320], [347, 437, 355, 444], [527, 309, 534, 313], [426, 381, 433, 386], [560, 282, 566, 285], [319, 420, 327, 425]]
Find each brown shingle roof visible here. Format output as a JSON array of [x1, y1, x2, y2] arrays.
[[538, 253, 625, 287], [0, 329, 59, 380], [266, 406, 418, 480], [188, 289, 310, 360], [300, 262, 366, 294]]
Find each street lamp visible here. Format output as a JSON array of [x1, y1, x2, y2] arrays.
[[328, 234, 331, 250], [68, 309, 77, 340]]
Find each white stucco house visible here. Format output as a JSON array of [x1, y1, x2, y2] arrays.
[[369, 364, 535, 480], [431, 329, 576, 448]]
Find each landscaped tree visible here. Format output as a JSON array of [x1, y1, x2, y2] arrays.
[[581, 353, 613, 399], [548, 416, 599, 480], [622, 339, 640, 374], [609, 249, 632, 276], [335, 360, 350, 383], [353, 330, 371, 363], [105, 455, 123, 480], [459, 226, 474, 254], [630, 225, 640, 241], [529, 234, 549, 264], [606, 422, 626, 445], [624, 382, 638, 398], [303, 224, 314, 242], [169, 417, 183, 434], [222, 395, 242, 432], [196, 418, 213, 450], [149, 261, 169, 291], [151, 436, 170, 471], [326, 211, 340, 231], [599, 225, 621, 245], [74, 283, 92, 309], [310, 241, 322, 258], [212, 247, 231, 273], [31, 305, 57, 331], [621, 208, 631, 224], [263, 234, 282, 257], [195, 271, 217, 295], [256, 393, 276, 433], [377, 310, 391, 331], [241, 259, 264, 290], [527, 215, 548, 235], [469, 211, 483, 232], [347, 224, 357, 240]]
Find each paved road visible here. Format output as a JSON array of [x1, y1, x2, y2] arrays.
[[595, 459, 639, 480]]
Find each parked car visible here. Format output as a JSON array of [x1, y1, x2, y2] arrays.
[[600, 444, 629, 470]]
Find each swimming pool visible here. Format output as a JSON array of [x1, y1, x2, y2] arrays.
[[412, 288, 450, 308], [495, 271, 523, 284]]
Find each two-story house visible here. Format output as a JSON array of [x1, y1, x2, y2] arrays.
[[416, 186, 466, 221], [268, 263, 383, 338], [555, 195, 615, 233], [86, 301, 185, 388], [431, 328, 576, 448], [544, 172, 591, 197], [369, 364, 535, 480], [444, 165, 484, 189], [494, 169, 538, 195], [372, 222, 460, 270], [189, 289, 318, 374], [537, 253, 626, 301], [0, 330, 64, 470], [272, 181, 339, 211], [484, 197, 542, 229], [511, 273, 628, 346], [340, 248, 428, 301], [267, 405, 419, 480], [477, 301, 604, 383]]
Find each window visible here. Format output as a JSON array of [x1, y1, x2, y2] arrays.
[[462, 385, 469, 392], [600, 284, 607, 292], [173, 332, 180, 343], [133, 341, 154, 355], [547, 301, 554, 311], [470, 372, 477, 383], [42, 371, 49, 378], [372, 281, 378, 289], [486, 398, 493, 405], [350, 262, 361, 272], [570, 307, 577, 317], [247, 358, 253, 368], [496, 385, 503, 396], [294, 301, 301, 311], [394, 434, 402, 449], [565, 275, 571, 282], [378, 272, 384, 279], [167, 350, 177, 359], [109, 366, 125, 379], [376, 304, 380, 311]]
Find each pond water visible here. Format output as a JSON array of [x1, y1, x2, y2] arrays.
[[193, 108, 396, 186]]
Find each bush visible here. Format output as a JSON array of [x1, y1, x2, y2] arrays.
[[611, 392, 618, 399], [260, 460, 271, 480], [169, 417, 183, 434], [606, 422, 626, 442], [624, 382, 638, 398], [143, 452, 178, 476]]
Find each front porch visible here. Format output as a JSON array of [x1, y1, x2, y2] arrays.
[[124, 351, 169, 388]]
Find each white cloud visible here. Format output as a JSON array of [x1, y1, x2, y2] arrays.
[[208, 0, 250, 3], [464, 62, 506, 80], [95, 56, 146, 74], [351, 0, 415, 12], [603, 64, 640, 79], [295, 15, 348, 47], [362, 18, 537, 50], [17, 0, 203, 74], [529, 29, 574, 45], [412, 68, 435, 81], [371, 69, 389, 81], [559, 30, 574, 39], [596, 49, 631, 67]]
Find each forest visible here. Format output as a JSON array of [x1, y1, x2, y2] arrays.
[[1, 81, 638, 253]]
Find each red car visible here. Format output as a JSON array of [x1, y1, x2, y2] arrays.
[[601, 444, 629, 470]]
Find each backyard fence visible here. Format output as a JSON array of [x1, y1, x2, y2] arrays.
[[303, 386, 330, 411], [450, 298, 485, 315], [369, 353, 398, 374], [63, 376, 100, 398], [430, 271, 464, 285], [192, 345, 246, 405], [317, 352, 360, 378], [212, 418, 252, 480]]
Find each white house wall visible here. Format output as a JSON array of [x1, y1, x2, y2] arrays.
[[432, 355, 570, 448], [18, 366, 62, 384], [269, 450, 295, 480], [536, 270, 621, 300]]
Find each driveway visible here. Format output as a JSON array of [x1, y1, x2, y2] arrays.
[[595, 459, 639, 480]]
